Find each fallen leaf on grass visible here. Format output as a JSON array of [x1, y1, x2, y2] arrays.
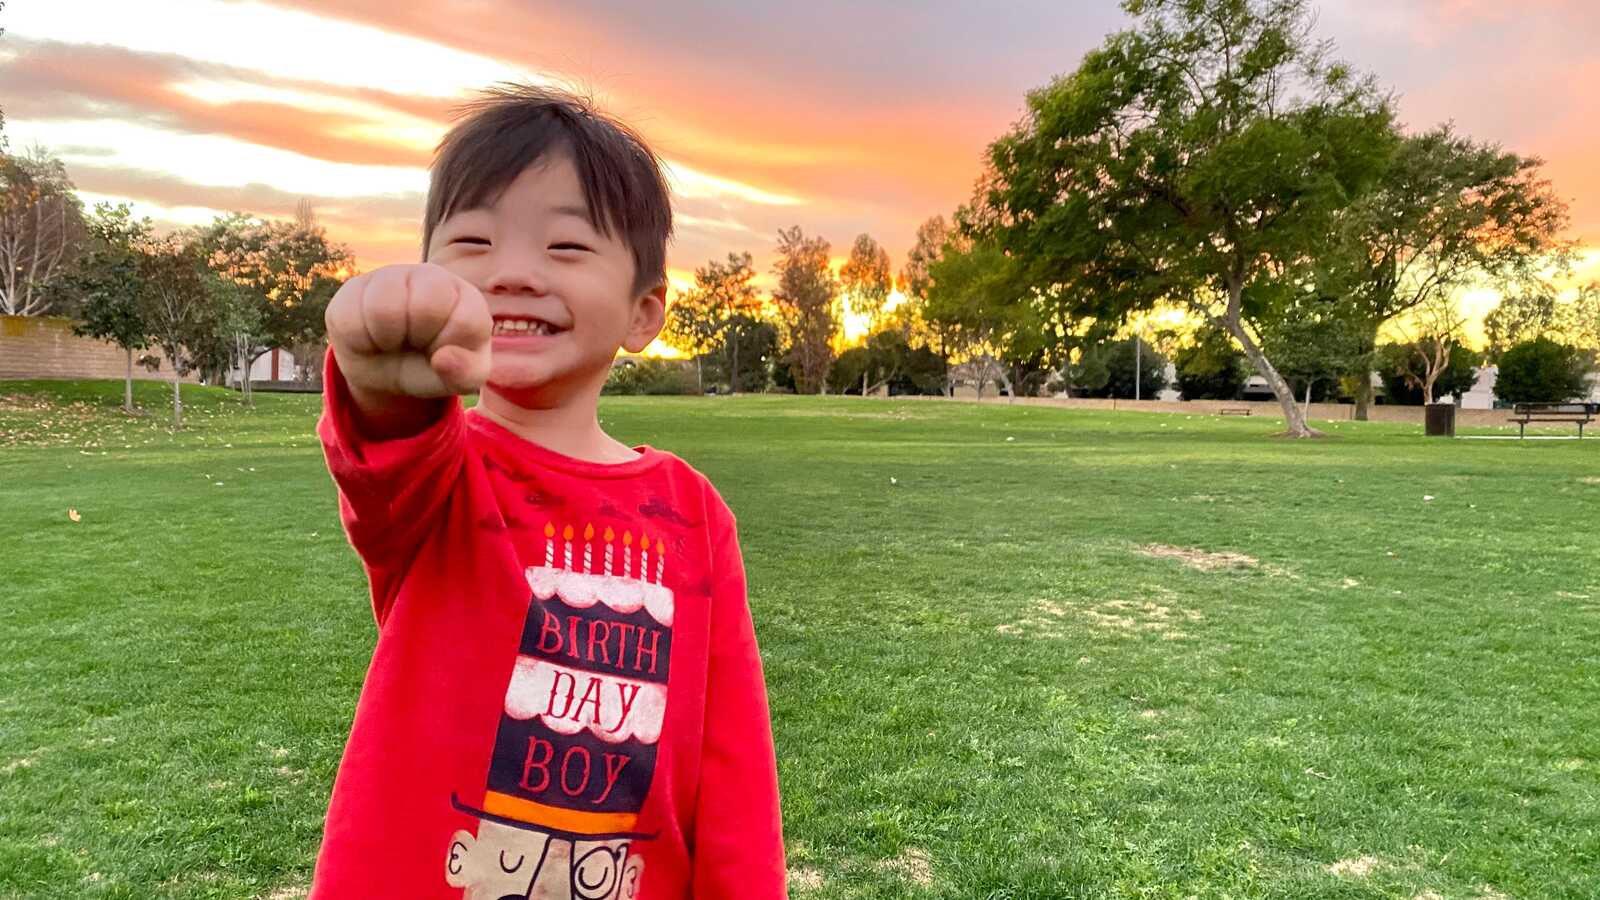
[[67, 508, 80, 523]]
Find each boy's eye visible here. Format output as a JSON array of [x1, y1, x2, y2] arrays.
[[550, 242, 593, 253], [451, 236, 491, 246]]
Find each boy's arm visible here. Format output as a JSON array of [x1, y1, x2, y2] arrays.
[[317, 263, 492, 620], [691, 510, 787, 899]]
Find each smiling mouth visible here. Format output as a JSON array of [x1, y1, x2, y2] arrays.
[[492, 316, 568, 337]]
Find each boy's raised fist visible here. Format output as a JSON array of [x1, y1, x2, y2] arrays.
[[326, 263, 492, 400]]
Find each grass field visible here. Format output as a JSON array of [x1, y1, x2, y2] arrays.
[[2, 380, 1598, 899]]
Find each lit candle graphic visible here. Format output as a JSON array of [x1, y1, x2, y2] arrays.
[[604, 526, 615, 575], [623, 531, 633, 579], [543, 522, 554, 567], [640, 534, 649, 583], [562, 524, 574, 570], [655, 537, 665, 583], [583, 523, 594, 573]]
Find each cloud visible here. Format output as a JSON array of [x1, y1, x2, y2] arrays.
[[10, 0, 1598, 284], [1, 38, 439, 169]]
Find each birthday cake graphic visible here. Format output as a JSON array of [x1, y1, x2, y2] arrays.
[[447, 523, 672, 899]]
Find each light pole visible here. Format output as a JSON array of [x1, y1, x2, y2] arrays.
[[1134, 326, 1144, 402]]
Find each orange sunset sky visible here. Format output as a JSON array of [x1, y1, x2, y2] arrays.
[[5, 0, 1600, 340]]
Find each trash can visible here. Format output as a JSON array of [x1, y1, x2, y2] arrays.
[[1424, 402, 1456, 437]]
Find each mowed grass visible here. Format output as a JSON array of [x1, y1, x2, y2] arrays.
[[2, 380, 1598, 900]]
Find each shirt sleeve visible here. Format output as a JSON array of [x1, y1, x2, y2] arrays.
[[316, 347, 467, 623], [690, 504, 787, 898]]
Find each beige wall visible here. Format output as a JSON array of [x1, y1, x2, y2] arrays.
[[900, 393, 1522, 428], [0, 315, 198, 383]]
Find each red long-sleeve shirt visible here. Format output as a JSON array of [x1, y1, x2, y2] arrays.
[[310, 353, 785, 899]]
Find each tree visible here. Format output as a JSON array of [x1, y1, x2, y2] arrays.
[[1561, 284, 1600, 351], [839, 233, 896, 395], [1493, 337, 1594, 405], [1328, 126, 1570, 419], [900, 216, 949, 305], [923, 239, 1032, 399], [1486, 283, 1600, 361], [827, 330, 946, 396], [771, 226, 839, 395], [1256, 294, 1370, 404], [0, 145, 88, 316], [700, 316, 779, 393], [661, 252, 764, 393], [1174, 327, 1249, 400], [1484, 290, 1558, 361], [840, 233, 893, 331], [1073, 337, 1168, 400], [1388, 295, 1471, 405], [58, 204, 153, 413], [977, 0, 1394, 437], [1376, 343, 1479, 405], [137, 234, 223, 428], [193, 210, 351, 403]]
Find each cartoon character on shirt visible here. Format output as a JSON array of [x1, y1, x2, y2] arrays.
[[445, 818, 642, 900], [447, 524, 672, 899]]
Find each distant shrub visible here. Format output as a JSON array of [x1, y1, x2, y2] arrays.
[[1493, 338, 1594, 404], [602, 359, 697, 396]]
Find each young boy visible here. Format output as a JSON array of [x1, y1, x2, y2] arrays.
[[311, 85, 786, 899]]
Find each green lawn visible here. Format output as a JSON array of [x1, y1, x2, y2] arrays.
[[2, 380, 1598, 899]]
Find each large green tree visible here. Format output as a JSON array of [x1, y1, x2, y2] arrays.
[[1328, 126, 1569, 418], [977, 0, 1394, 436], [771, 226, 840, 394], [59, 204, 153, 412]]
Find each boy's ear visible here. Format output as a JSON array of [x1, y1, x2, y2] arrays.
[[622, 284, 668, 354]]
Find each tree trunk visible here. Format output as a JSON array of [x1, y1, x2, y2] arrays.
[[729, 335, 740, 395], [862, 369, 869, 397], [124, 348, 134, 414], [995, 358, 1015, 404], [695, 356, 703, 394], [1304, 380, 1313, 407], [1352, 323, 1379, 421], [172, 372, 183, 430], [1221, 278, 1316, 438]]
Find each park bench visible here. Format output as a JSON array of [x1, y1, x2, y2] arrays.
[[1219, 406, 1252, 416], [1509, 402, 1594, 438]]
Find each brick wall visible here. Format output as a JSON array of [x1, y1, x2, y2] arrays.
[[0, 316, 198, 383]]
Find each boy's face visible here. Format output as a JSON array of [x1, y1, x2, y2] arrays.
[[426, 154, 666, 405]]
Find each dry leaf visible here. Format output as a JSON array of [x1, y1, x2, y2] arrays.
[[68, 508, 81, 523]]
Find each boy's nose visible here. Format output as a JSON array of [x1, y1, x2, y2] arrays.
[[485, 254, 551, 297]]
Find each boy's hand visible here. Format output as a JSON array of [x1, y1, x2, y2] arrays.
[[326, 263, 492, 401]]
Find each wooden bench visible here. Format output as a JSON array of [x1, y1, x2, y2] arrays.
[[1219, 406, 1252, 416], [1510, 402, 1594, 438]]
